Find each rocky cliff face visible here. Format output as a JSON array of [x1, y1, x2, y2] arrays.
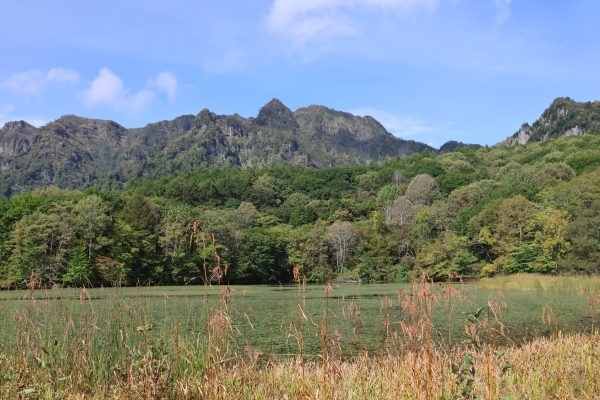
[[0, 98, 439, 195], [293, 104, 430, 165], [127, 115, 195, 151], [0, 121, 37, 156], [501, 97, 600, 146]]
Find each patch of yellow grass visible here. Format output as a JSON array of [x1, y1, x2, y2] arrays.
[[478, 273, 600, 294]]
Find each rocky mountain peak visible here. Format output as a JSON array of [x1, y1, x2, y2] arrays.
[[52, 115, 92, 126], [1, 120, 37, 132], [254, 98, 299, 130], [46, 115, 127, 143], [0, 121, 37, 156], [193, 108, 217, 130]]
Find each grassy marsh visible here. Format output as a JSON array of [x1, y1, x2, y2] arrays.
[[1, 274, 599, 399]]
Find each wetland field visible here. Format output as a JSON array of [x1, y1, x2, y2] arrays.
[[1, 274, 600, 399]]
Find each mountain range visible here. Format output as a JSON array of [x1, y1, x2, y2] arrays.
[[0, 99, 475, 195], [2, 96, 599, 196]]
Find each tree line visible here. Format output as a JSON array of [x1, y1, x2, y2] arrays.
[[2, 133, 600, 289]]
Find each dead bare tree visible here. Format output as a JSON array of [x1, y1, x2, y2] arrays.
[[393, 196, 416, 224], [328, 220, 356, 275]]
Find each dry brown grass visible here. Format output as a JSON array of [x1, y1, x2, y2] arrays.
[[2, 332, 599, 399], [216, 333, 600, 400]]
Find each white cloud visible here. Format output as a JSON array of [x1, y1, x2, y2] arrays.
[[350, 107, 434, 138], [81, 68, 154, 113], [204, 51, 246, 74], [0, 105, 47, 128], [267, 0, 439, 43], [4, 68, 80, 95], [155, 72, 178, 103], [493, 0, 512, 25]]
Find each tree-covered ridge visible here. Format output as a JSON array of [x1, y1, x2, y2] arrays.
[[0, 99, 438, 196], [2, 132, 600, 289], [503, 97, 600, 145]]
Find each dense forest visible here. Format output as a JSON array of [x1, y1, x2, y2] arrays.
[[2, 132, 600, 289]]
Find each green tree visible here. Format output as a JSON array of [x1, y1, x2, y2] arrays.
[[235, 202, 260, 227], [286, 192, 311, 207], [377, 184, 404, 225], [8, 210, 75, 288], [74, 195, 112, 259], [416, 232, 476, 280], [63, 246, 94, 286], [289, 206, 318, 227], [106, 220, 156, 285], [559, 199, 600, 274], [531, 162, 575, 187], [535, 209, 570, 272], [121, 193, 160, 232], [495, 195, 535, 245], [436, 173, 473, 196], [282, 221, 333, 282], [236, 230, 289, 283], [158, 206, 194, 264]]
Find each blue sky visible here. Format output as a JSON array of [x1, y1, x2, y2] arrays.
[[1, 0, 599, 147]]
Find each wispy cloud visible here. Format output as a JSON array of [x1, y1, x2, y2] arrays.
[[204, 51, 246, 74], [0, 105, 47, 128], [267, 0, 439, 43], [3, 68, 80, 96], [350, 107, 436, 138], [81, 68, 158, 113], [493, 0, 512, 25], [154, 72, 178, 103]]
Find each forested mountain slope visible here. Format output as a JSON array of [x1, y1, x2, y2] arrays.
[[2, 132, 600, 289], [0, 99, 436, 195]]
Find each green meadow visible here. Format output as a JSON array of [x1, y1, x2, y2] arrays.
[[0, 281, 594, 355]]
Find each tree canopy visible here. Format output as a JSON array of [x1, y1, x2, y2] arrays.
[[3, 134, 600, 288]]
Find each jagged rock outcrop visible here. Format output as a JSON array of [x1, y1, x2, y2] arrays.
[[564, 125, 583, 137], [507, 124, 533, 146]]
